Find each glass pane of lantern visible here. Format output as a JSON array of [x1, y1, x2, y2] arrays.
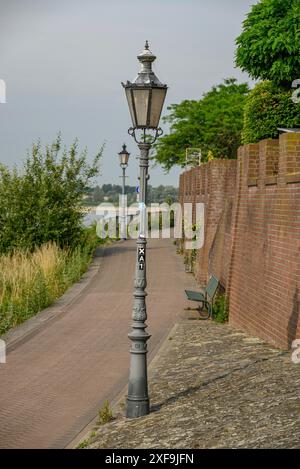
[[149, 88, 167, 128], [125, 88, 137, 127], [121, 153, 129, 165], [132, 88, 150, 127]]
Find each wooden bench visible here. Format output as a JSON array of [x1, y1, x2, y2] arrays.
[[185, 275, 219, 319]]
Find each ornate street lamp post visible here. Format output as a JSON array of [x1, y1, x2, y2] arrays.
[[122, 41, 167, 418], [118, 144, 130, 240]]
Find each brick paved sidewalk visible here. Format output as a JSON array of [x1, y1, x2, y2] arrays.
[[0, 239, 197, 448], [83, 321, 300, 449]]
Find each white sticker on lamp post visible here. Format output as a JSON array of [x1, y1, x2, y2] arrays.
[[0, 79, 6, 104]]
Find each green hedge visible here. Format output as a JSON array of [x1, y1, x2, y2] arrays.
[[242, 81, 300, 144]]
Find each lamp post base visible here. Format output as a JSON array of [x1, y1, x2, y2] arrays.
[[126, 397, 150, 419]]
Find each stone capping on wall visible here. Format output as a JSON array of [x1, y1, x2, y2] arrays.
[[280, 132, 300, 184]]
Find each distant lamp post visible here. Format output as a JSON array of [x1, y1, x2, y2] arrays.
[[118, 144, 130, 240], [122, 41, 167, 419]]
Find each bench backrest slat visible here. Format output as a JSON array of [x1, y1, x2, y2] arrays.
[[205, 275, 219, 299]]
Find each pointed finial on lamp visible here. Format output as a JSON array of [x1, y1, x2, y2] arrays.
[[145, 40, 149, 50]]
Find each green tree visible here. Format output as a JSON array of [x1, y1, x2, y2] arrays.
[[235, 0, 300, 87], [242, 81, 300, 144], [153, 79, 249, 171], [0, 135, 103, 253]]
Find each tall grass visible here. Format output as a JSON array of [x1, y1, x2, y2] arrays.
[[0, 236, 98, 335]]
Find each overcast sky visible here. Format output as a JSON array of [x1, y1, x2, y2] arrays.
[[0, 0, 256, 187]]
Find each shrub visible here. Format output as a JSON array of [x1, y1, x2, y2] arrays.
[[0, 135, 103, 253], [212, 294, 229, 324], [242, 81, 300, 144]]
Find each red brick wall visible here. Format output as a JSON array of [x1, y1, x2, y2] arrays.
[[179, 133, 300, 349], [180, 160, 237, 287], [228, 134, 300, 349]]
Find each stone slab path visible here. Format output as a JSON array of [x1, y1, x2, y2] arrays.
[[0, 239, 197, 449], [85, 321, 300, 449]]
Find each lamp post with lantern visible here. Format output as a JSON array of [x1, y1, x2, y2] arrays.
[[122, 41, 167, 418], [118, 144, 130, 240]]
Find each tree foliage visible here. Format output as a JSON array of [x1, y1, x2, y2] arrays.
[[153, 79, 249, 171], [0, 135, 103, 253], [242, 81, 300, 144], [235, 0, 300, 87]]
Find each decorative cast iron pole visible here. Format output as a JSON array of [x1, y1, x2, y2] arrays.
[[122, 41, 167, 418], [118, 144, 130, 240], [121, 166, 126, 239]]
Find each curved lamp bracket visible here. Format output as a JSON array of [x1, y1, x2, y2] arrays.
[[128, 127, 163, 145]]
